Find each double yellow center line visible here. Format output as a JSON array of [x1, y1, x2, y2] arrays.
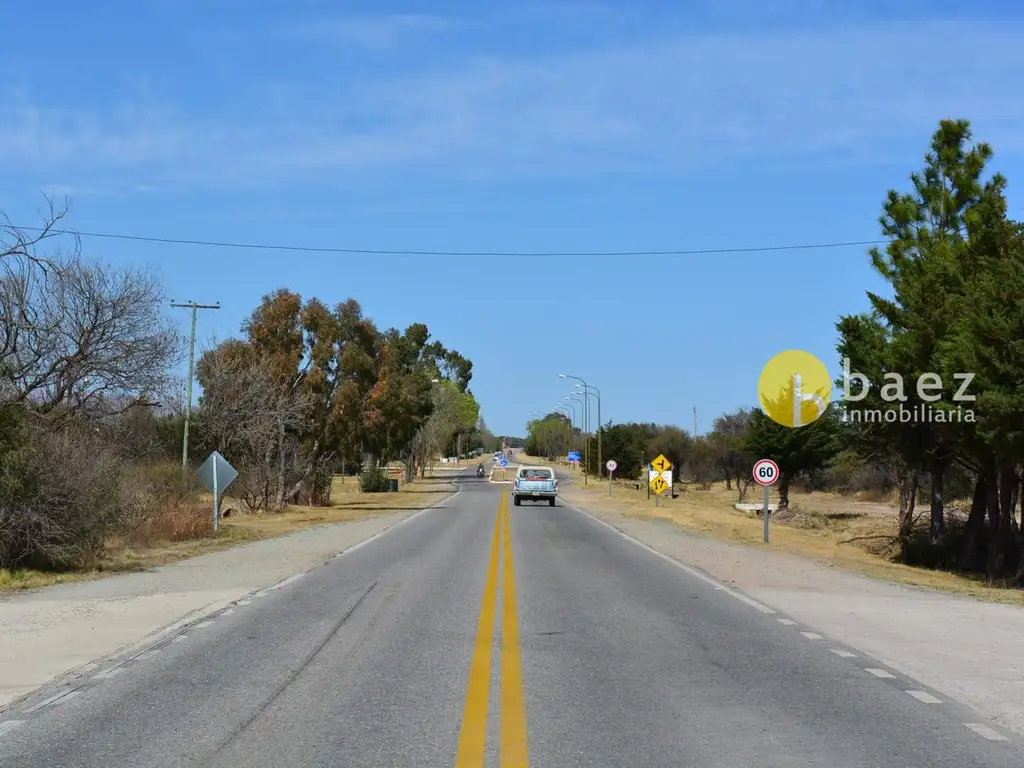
[[455, 491, 529, 767]]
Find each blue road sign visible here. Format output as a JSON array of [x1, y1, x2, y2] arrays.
[[567, 451, 580, 463], [499, 457, 508, 467]]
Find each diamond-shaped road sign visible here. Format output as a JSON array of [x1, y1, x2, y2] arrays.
[[195, 450, 238, 494]]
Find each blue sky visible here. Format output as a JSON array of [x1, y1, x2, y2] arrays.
[[3, 0, 1024, 437]]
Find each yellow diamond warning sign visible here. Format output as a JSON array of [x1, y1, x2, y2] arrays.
[[650, 474, 669, 495]]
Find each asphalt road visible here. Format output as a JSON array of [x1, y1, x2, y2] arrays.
[[0, 471, 1019, 767]]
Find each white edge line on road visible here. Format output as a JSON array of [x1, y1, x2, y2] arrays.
[[330, 483, 462, 561], [964, 723, 1010, 741], [865, 668, 895, 679], [563, 501, 776, 615], [24, 690, 80, 714], [0, 720, 24, 736], [800, 632, 822, 640], [906, 690, 942, 704], [830, 649, 857, 658], [270, 573, 304, 590], [777, 619, 797, 626]]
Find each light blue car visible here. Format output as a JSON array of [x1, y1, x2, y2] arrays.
[[512, 466, 558, 507]]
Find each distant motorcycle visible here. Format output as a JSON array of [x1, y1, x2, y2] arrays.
[[476, 464, 486, 478]]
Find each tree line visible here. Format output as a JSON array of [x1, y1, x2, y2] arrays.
[[526, 119, 1024, 584], [193, 288, 484, 506], [0, 203, 485, 572]]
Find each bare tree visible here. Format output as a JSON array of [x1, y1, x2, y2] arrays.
[[0, 195, 77, 279], [194, 343, 312, 511], [1, 257, 183, 421]]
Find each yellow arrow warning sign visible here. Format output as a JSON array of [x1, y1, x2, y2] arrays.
[[651, 454, 671, 473]]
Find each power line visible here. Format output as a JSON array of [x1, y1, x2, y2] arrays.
[[11, 224, 886, 257]]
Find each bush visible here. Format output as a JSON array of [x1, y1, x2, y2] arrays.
[[0, 421, 145, 570], [359, 466, 390, 493]]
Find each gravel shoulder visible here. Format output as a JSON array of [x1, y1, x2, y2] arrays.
[[0, 492, 454, 711]]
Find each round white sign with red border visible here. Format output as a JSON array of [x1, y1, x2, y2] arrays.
[[606, 459, 618, 472], [753, 458, 779, 486]]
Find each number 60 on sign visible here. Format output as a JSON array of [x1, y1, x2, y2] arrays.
[[753, 458, 779, 486]]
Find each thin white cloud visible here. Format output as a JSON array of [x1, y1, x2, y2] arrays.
[[4, 17, 1024, 191], [279, 13, 451, 48]]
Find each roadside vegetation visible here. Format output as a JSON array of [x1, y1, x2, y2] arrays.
[[525, 118, 1024, 591], [0, 205, 498, 589]]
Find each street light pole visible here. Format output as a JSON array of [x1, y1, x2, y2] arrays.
[[575, 383, 602, 479], [569, 393, 588, 485], [560, 401, 577, 456], [560, 373, 601, 478], [555, 405, 573, 459]]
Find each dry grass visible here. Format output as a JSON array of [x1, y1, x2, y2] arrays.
[[0, 473, 456, 594], [521, 453, 1024, 604]]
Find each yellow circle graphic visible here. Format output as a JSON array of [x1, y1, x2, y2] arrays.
[[758, 350, 832, 428]]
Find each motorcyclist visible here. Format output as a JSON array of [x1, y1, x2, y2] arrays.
[[476, 463, 485, 477]]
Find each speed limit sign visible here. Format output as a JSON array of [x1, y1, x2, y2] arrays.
[[606, 459, 618, 472], [753, 458, 779, 486]]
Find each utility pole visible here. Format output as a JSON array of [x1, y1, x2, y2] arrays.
[[693, 406, 698, 437], [171, 301, 221, 473]]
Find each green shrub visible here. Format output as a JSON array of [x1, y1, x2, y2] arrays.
[[359, 466, 389, 493]]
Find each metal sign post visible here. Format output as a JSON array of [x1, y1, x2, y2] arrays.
[[195, 451, 239, 533], [752, 458, 779, 543], [649, 454, 672, 509], [606, 459, 618, 496]]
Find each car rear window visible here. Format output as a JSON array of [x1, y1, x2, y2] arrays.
[[525, 470, 552, 480]]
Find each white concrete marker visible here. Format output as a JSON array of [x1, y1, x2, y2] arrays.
[[777, 619, 797, 626], [964, 723, 1010, 741], [830, 649, 857, 658], [906, 690, 942, 704], [865, 668, 895, 679], [800, 632, 822, 640]]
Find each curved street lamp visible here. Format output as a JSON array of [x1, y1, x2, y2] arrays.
[[568, 393, 589, 484], [560, 374, 602, 478]]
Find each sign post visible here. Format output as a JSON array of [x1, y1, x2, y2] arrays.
[[648, 453, 673, 508], [605, 459, 618, 496], [752, 458, 779, 543], [499, 454, 508, 481], [195, 451, 239, 533]]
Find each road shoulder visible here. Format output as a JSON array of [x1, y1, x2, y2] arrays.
[[0, 492, 455, 712], [559, 488, 1024, 737]]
